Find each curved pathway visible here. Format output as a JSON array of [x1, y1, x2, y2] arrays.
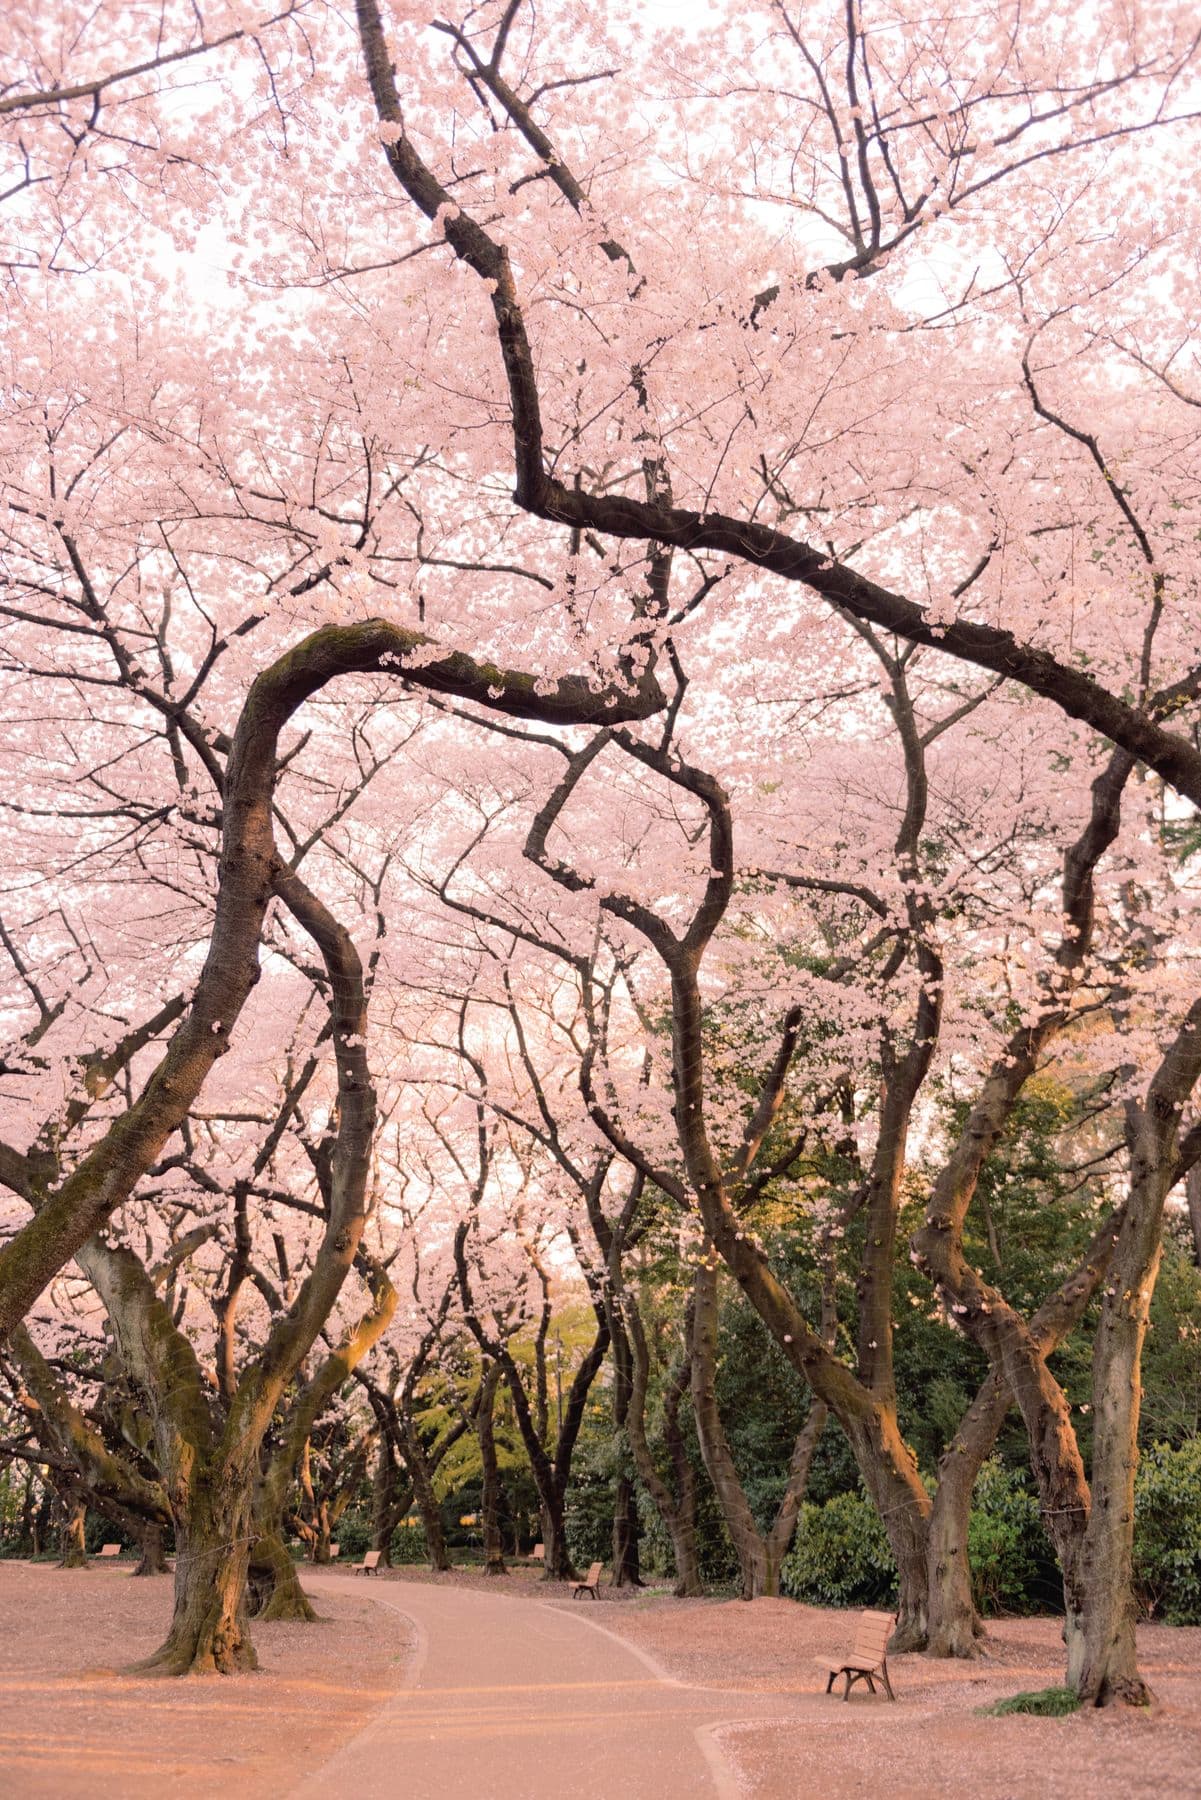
[[292, 1576, 811, 1800]]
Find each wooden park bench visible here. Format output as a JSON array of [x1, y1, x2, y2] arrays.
[[328, 1543, 341, 1559], [98, 1543, 122, 1559], [530, 1543, 545, 1563], [571, 1561, 603, 1599], [353, 1549, 381, 1576], [815, 1609, 897, 1701]]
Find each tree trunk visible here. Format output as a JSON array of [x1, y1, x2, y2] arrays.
[[1187, 1164, 1201, 1270], [611, 1473, 642, 1588], [1073, 1162, 1175, 1704], [541, 1495, 573, 1580], [19, 1465, 36, 1555], [477, 1362, 508, 1576], [411, 1465, 451, 1572], [762, 1399, 827, 1599], [840, 1408, 932, 1647], [690, 1256, 770, 1601], [134, 1520, 170, 1577], [248, 1528, 317, 1622], [137, 1480, 256, 1675], [689, 1256, 826, 1602], [660, 1318, 703, 1596], [309, 1495, 335, 1564], [607, 1307, 643, 1589], [370, 1435, 399, 1565], [923, 1370, 1012, 1657], [625, 1289, 702, 1595], [57, 1494, 88, 1568], [32, 1484, 52, 1556]]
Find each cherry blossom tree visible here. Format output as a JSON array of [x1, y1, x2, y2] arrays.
[[3, 0, 1201, 1704]]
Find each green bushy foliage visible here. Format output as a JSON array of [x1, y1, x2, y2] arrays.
[[780, 1488, 897, 1607], [389, 1522, 429, 1565], [635, 1476, 741, 1588], [336, 1517, 371, 1559], [968, 1460, 1058, 1617], [84, 1516, 135, 1554], [985, 1687, 1079, 1717], [1133, 1439, 1201, 1624], [782, 1461, 1064, 1616]]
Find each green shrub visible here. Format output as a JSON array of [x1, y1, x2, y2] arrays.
[[781, 1488, 897, 1608], [985, 1686, 1079, 1717], [781, 1461, 1060, 1617], [84, 1516, 135, 1554], [1133, 1438, 1201, 1624], [389, 1522, 428, 1565], [968, 1460, 1056, 1617], [335, 1517, 372, 1559]]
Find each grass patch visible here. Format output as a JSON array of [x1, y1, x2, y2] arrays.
[[982, 1686, 1080, 1718]]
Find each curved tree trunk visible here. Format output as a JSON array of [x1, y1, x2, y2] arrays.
[[691, 1255, 831, 1602], [763, 1397, 826, 1598], [924, 1378, 1004, 1658], [923, 1202, 1130, 1663], [690, 1256, 768, 1600]]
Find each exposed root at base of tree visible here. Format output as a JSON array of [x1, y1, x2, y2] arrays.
[[129, 1632, 259, 1678], [255, 1587, 318, 1623], [1081, 1673, 1157, 1708]]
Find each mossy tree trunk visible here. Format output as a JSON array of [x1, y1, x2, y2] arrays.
[[138, 1478, 257, 1675], [72, 851, 382, 1673], [924, 1205, 1131, 1661], [57, 1492, 88, 1568], [248, 1528, 316, 1622], [134, 1520, 170, 1577]]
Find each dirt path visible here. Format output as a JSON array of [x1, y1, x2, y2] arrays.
[[324, 1571, 1201, 1800], [296, 1572, 805, 1799]]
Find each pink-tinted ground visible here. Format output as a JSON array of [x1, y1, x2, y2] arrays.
[[0, 1561, 410, 1798], [596, 1591, 1201, 1798], [392, 1565, 1201, 1796], [3, 1558, 1200, 1798]]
